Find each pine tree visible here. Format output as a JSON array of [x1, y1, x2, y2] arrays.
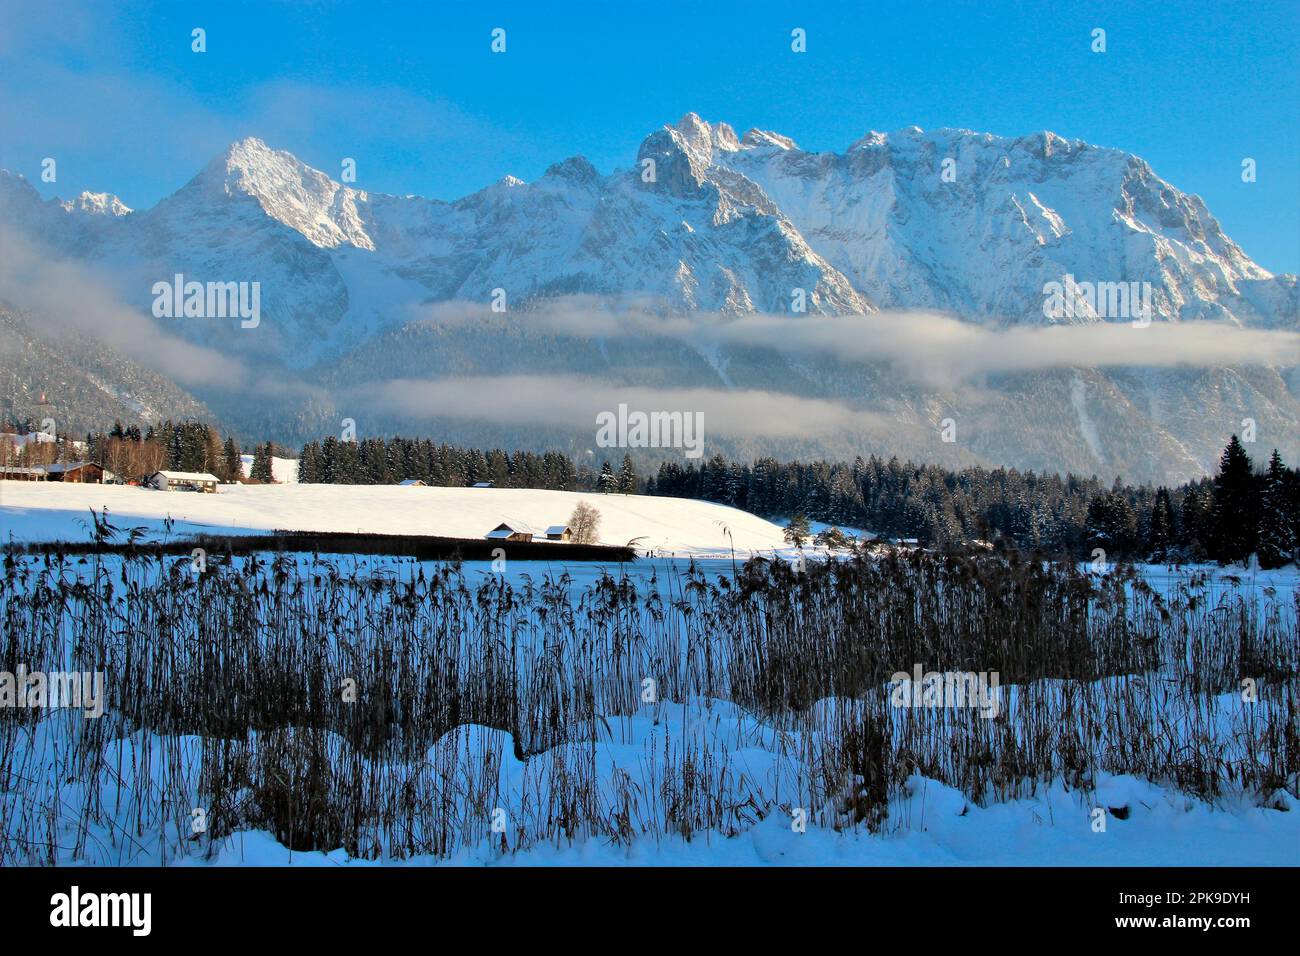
[[222, 437, 242, 482], [617, 453, 636, 494], [1085, 491, 1137, 556], [464, 449, 489, 485], [701, 453, 729, 502], [598, 460, 616, 494], [1287, 467, 1300, 552], [298, 441, 322, 484], [815, 525, 851, 550], [1179, 484, 1210, 558], [250, 443, 274, 483], [335, 438, 360, 484], [320, 436, 339, 484], [1209, 436, 1259, 564], [1147, 487, 1176, 559], [784, 513, 811, 548], [1258, 450, 1296, 569]]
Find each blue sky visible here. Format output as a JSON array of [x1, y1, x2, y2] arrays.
[[2, 0, 1297, 272]]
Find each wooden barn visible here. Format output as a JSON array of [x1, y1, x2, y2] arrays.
[[0, 466, 48, 481], [0, 462, 105, 483], [44, 462, 106, 483], [484, 522, 534, 542]]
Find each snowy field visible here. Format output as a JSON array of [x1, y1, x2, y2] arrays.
[[8, 691, 1297, 868], [205, 771, 1300, 867], [0, 481, 805, 557]]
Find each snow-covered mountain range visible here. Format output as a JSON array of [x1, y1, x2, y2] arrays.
[[1, 114, 1296, 482]]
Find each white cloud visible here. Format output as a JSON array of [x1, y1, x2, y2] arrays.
[[0, 226, 248, 388], [410, 297, 1300, 388], [358, 375, 892, 439]]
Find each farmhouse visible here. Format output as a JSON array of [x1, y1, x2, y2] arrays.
[[0, 462, 106, 483], [397, 479, 427, 486], [470, 481, 493, 489], [484, 522, 534, 542], [43, 462, 106, 483], [544, 525, 572, 542], [146, 470, 220, 493]]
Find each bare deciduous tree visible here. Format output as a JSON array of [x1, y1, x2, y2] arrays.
[[568, 501, 601, 545]]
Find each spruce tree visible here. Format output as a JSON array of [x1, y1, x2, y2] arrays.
[[598, 460, 616, 494], [1147, 487, 1176, 559], [320, 436, 339, 484], [1085, 491, 1137, 556], [784, 513, 811, 548], [297, 441, 321, 484], [1179, 484, 1210, 558], [465, 449, 489, 485], [1209, 436, 1259, 564], [222, 437, 242, 482], [1258, 450, 1296, 569], [617, 453, 636, 494], [251, 443, 274, 483], [335, 438, 360, 484]]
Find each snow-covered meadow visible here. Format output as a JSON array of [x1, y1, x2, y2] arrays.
[[0, 480, 801, 558]]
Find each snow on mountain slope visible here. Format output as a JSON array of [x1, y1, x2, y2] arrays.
[[711, 119, 1291, 327], [0, 305, 218, 435], [61, 191, 132, 217], [0, 115, 1295, 483], [205, 137, 374, 251], [0, 131, 874, 366], [8, 113, 1289, 366], [0, 482, 794, 556]]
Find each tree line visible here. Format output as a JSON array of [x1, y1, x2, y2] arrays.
[[296, 435, 639, 493], [295, 430, 1296, 568], [69, 420, 283, 484], [648, 436, 1298, 568]]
